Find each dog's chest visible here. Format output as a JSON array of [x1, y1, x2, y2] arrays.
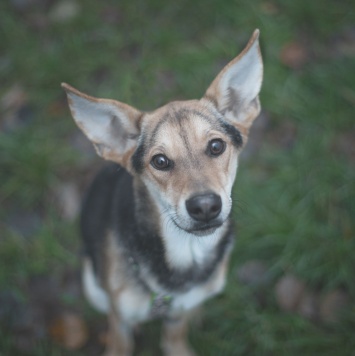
[[161, 225, 224, 270], [118, 264, 226, 323], [113, 236, 228, 323]]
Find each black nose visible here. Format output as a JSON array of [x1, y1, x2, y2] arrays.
[[186, 193, 222, 222]]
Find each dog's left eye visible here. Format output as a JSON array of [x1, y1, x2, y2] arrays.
[[208, 139, 226, 157], [151, 154, 173, 171]]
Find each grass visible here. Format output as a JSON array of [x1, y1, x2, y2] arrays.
[[0, 0, 354, 354]]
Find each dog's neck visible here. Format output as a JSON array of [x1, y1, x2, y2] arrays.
[[159, 210, 229, 271], [133, 177, 229, 270], [126, 177, 233, 292]]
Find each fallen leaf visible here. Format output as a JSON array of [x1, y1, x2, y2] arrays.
[[1, 84, 27, 111], [0, 84, 35, 131], [280, 41, 308, 69], [319, 289, 350, 324], [260, 1, 279, 15], [297, 291, 319, 321], [275, 274, 306, 312], [47, 99, 68, 116], [49, 0, 80, 23], [49, 312, 88, 350]]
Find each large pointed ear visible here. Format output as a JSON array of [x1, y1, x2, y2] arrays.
[[62, 83, 142, 167], [205, 29, 263, 133]]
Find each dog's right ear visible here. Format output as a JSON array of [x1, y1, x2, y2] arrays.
[[204, 30, 263, 136], [62, 83, 142, 166]]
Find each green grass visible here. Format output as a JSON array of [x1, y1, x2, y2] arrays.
[[0, 0, 354, 354]]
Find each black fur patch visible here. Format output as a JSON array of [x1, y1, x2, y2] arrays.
[[220, 122, 243, 148], [80, 164, 125, 273], [131, 137, 146, 173]]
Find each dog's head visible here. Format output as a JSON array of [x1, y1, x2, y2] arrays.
[[63, 30, 263, 236]]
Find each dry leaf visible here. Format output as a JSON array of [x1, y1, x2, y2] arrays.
[[1, 84, 27, 111], [49, 0, 80, 23], [275, 274, 306, 312], [297, 291, 319, 321], [280, 41, 308, 69], [320, 289, 349, 324], [49, 312, 88, 350]]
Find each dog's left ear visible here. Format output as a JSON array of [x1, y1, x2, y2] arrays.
[[62, 83, 142, 166], [205, 29, 263, 133]]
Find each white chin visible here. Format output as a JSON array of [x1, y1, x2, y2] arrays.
[[189, 227, 219, 237]]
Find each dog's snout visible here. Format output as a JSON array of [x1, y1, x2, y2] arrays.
[[186, 193, 222, 222]]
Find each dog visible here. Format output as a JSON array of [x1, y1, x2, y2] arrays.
[[62, 29, 263, 356]]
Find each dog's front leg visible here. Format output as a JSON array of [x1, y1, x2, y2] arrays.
[[161, 315, 196, 356], [104, 307, 133, 356]]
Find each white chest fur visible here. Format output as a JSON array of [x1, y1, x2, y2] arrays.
[[82, 219, 230, 324], [161, 220, 227, 270], [83, 253, 227, 324]]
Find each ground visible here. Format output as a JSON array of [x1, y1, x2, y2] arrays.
[[0, 0, 354, 355]]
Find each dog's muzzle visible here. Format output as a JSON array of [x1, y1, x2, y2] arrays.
[[185, 193, 222, 223]]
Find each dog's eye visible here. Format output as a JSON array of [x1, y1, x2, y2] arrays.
[[208, 139, 226, 157], [151, 154, 172, 171]]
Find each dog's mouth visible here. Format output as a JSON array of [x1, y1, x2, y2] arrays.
[[188, 222, 223, 236], [173, 219, 223, 236]]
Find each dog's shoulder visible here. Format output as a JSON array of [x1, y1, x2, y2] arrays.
[[80, 163, 133, 272]]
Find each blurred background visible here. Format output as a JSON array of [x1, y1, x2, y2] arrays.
[[0, 0, 354, 355]]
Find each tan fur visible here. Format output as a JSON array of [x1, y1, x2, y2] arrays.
[[140, 103, 237, 204], [162, 316, 195, 356], [103, 233, 132, 356], [63, 30, 263, 355]]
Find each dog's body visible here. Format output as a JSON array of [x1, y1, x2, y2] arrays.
[[62, 30, 263, 356]]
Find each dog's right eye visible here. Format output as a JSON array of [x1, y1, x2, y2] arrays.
[[207, 139, 226, 157], [151, 154, 173, 171]]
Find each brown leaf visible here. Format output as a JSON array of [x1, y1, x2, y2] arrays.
[[47, 99, 68, 116], [49, 0, 80, 23], [0, 84, 35, 131], [280, 41, 308, 69], [297, 291, 319, 321], [319, 289, 350, 324], [1, 84, 27, 112], [260, 2, 279, 15], [275, 274, 306, 312], [49, 312, 88, 350]]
